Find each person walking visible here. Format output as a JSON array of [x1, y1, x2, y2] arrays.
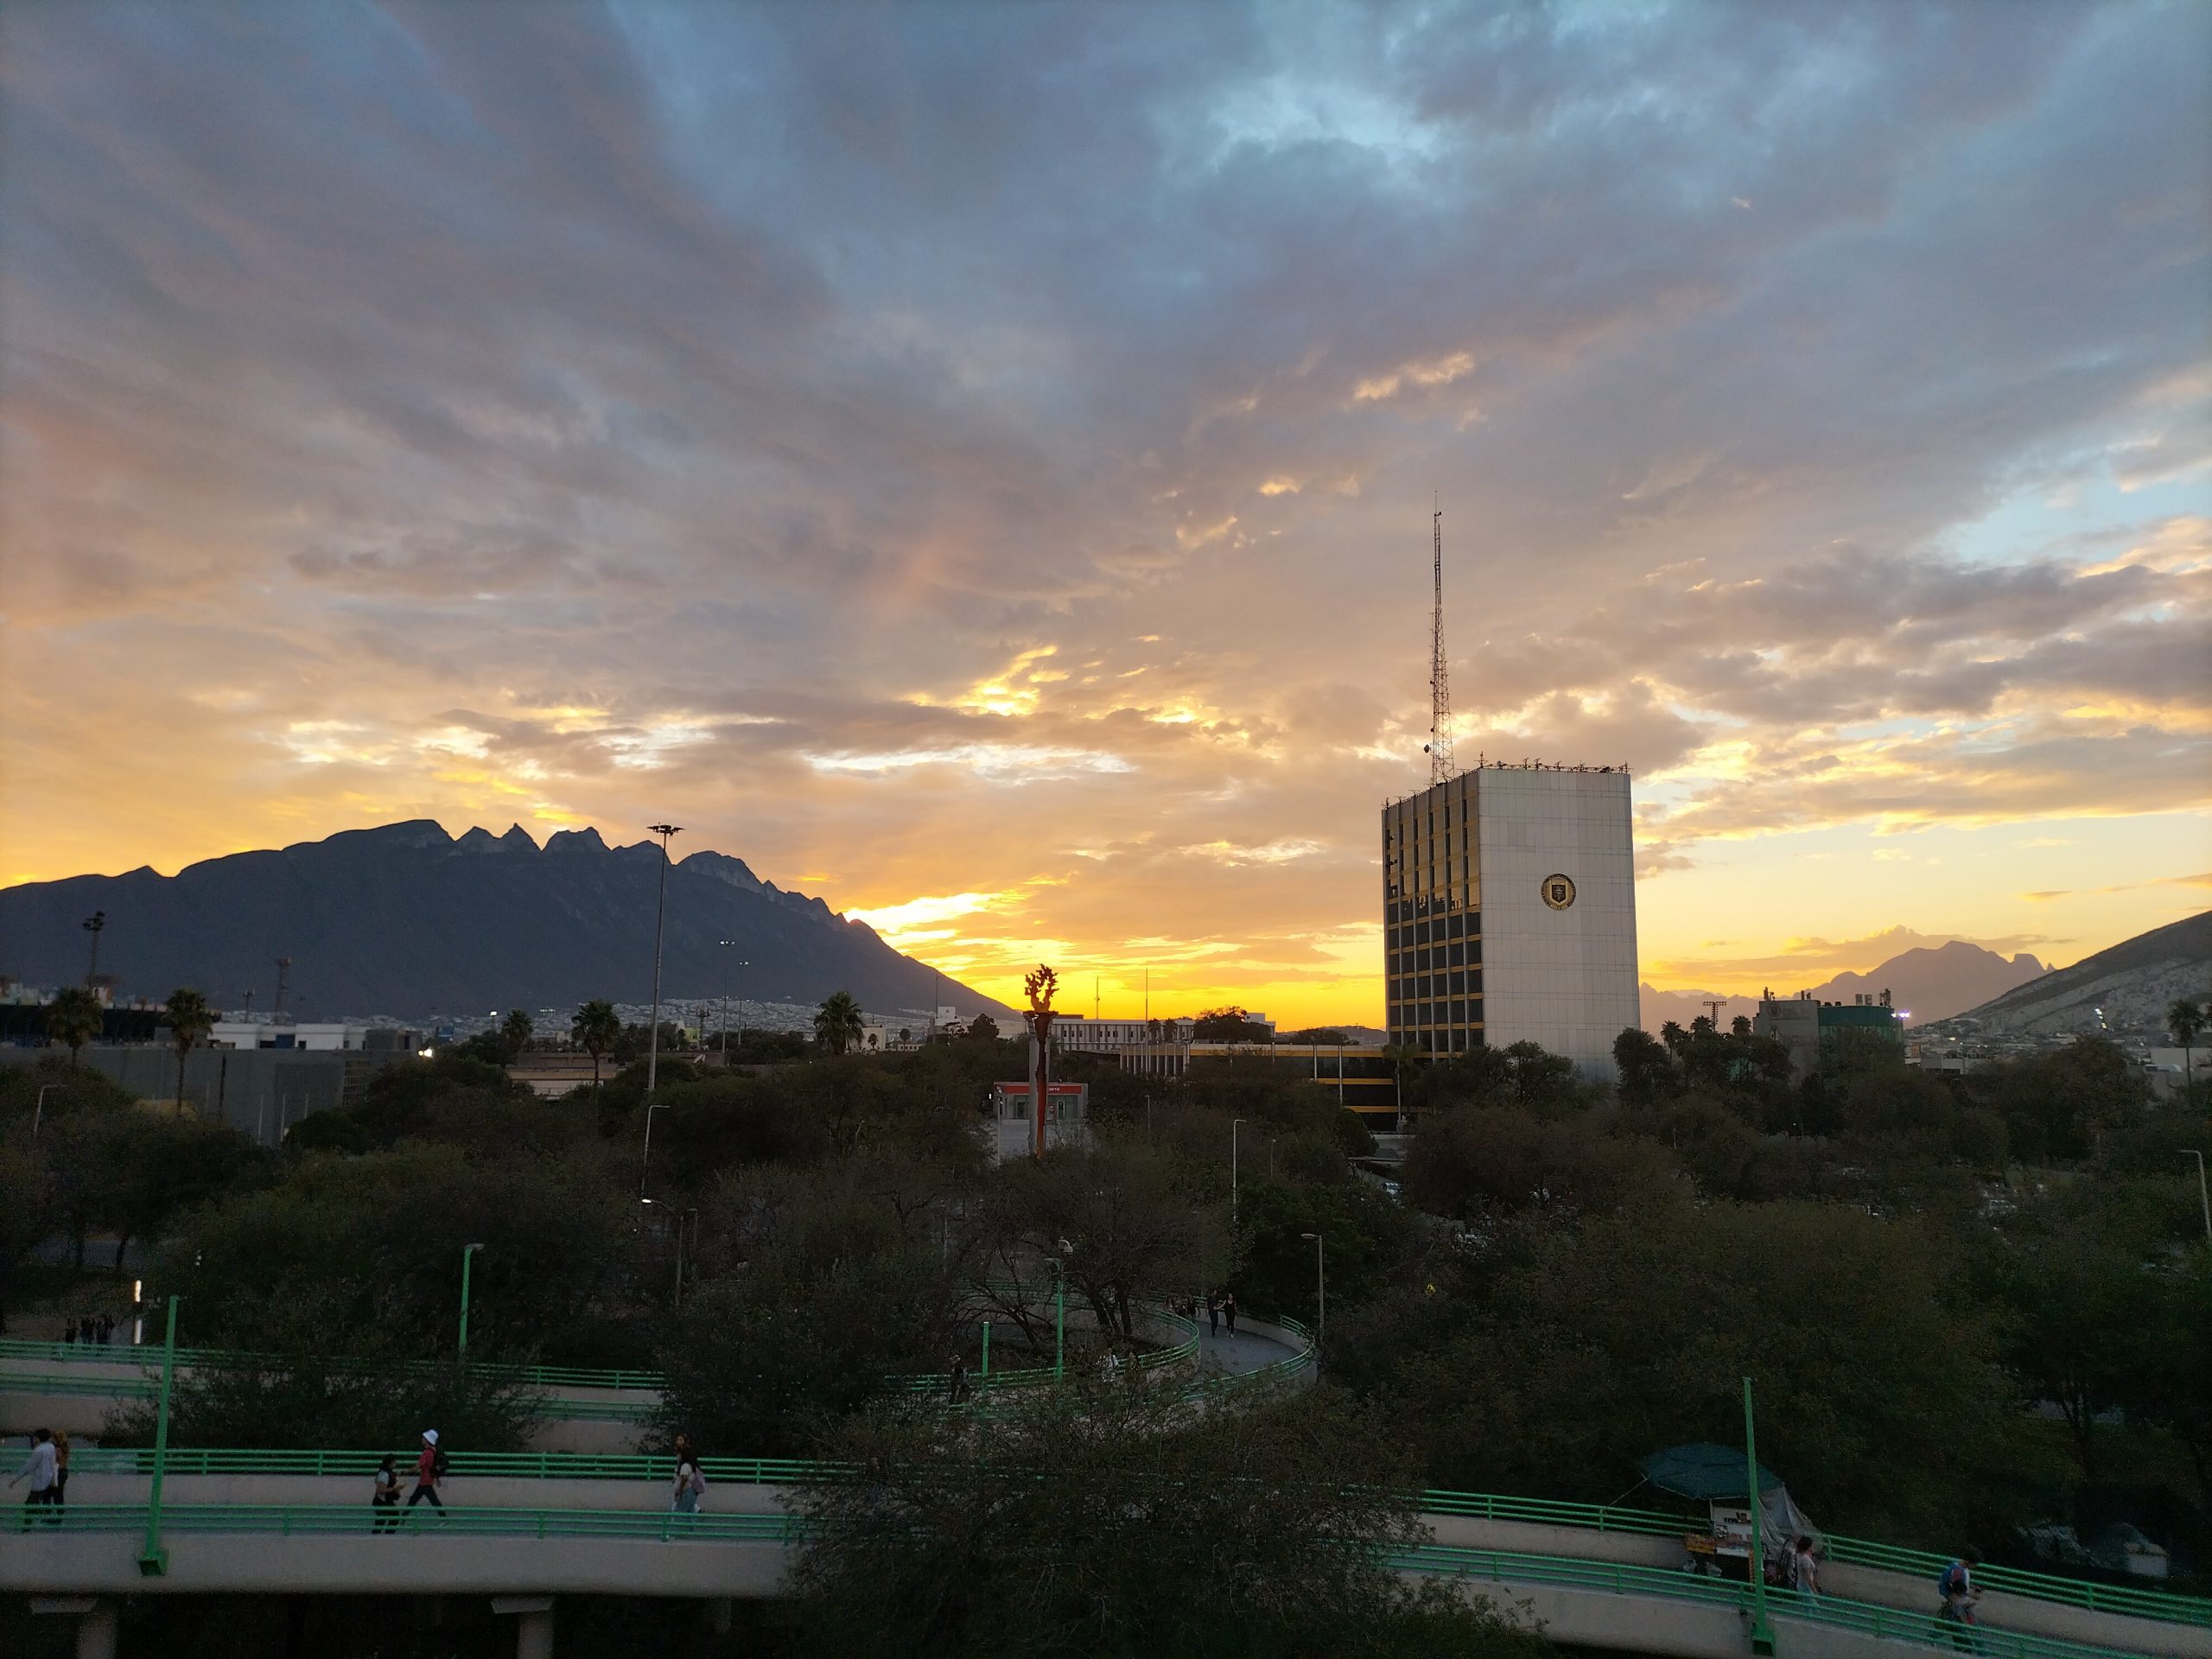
[[948, 1357, 969, 1405], [1206, 1297, 1219, 1338], [10, 1429, 58, 1526], [1793, 1535, 1819, 1597], [49, 1430, 69, 1511], [404, 1429, 447, 1516], [1223, 1293, 1238, 1337], [372, 1456, 402, 1534], [1938, 1548, 1981, 1646], [671, 1442, 704, 1515]]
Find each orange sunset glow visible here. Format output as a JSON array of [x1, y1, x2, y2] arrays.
[[2, 5, 2207, 1024]]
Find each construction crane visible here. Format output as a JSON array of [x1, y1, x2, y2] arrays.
[[1426, 499, 1456, 785]]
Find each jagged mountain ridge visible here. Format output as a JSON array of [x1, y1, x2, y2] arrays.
[[1953, 910, 2210, 1035], [0, 820, 1011, 1023], [1641, 938, 2050, 1033]]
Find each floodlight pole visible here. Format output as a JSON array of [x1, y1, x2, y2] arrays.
[[137, 1295, 179, 1577], [458, 1243, 485, 1367], [640, 823, 681, 1198], [1744, 1376, 1777, 1656]]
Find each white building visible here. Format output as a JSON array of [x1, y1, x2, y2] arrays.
[[210, 1020, 365, 1052], [1052, 1015, 1200, 1052], [985, 1081, 1090, 1161], [1382, 764, 1639, 1083]]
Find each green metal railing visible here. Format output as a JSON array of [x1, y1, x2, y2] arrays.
[[1401, 1545, 2162, 1659], [0, 1338, 665, 1394], [1819, 1530, 2211, 1628], [67, 1447, 825, 1481], [11, 1503, 2165, 1657], [1417, 1489, 1686, 1538], [15, 1503, 797, 1543]]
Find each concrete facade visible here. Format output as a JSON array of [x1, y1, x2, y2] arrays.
[[1382, 766, 1638, 1081]]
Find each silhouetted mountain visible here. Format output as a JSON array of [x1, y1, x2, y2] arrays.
[[1954, 911, 2209, 1036], [0, 820, 1009, 1023], [1642, 938, 2049, 1033]]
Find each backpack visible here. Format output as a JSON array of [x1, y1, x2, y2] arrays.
[[1937, 1561, 1965, 1598], [690, 1465, 708, 1496], [433, 1446, 451, 1478]]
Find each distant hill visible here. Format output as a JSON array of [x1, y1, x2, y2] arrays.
[[0, 820, 1010, 1023], [1642, 938, 2048, 1033], [1952, 911, 2210, 1036]]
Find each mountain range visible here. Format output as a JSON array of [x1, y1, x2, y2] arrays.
[[0, 820, 1010, 1023], [1951, 910, 2209, 1036], [1640, 938, 2050, 1033]]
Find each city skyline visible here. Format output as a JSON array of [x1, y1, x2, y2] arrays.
[[3, 3, 2207, 1028]]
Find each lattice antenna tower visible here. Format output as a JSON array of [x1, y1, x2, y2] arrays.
[[1427, 497, 1457, 785]]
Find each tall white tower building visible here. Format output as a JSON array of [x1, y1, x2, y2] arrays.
[[1381, 765, 1639, 1082]]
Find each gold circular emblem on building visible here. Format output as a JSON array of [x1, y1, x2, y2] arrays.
[[1541, 874, 1576, 910]]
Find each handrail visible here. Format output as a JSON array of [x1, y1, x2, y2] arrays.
[[0, 1338, 666, 1394], [1402, 1545, 2163, 1659], [67, 1448, 830, 1481], [12, 1503, 2168, 1656]]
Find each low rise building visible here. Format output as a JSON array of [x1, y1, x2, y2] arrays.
[[986, 1081, 1089, 1161], [1754, 993, 1905, 1082]]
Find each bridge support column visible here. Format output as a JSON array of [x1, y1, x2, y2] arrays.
[[29, 1597, 117, 1659], [491, 1595, 555, 1659]]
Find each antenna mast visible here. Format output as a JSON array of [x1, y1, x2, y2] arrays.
[[1427, 499, 1456, 784]]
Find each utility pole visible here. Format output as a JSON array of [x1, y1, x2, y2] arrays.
[[1427, 499, 1455, 785], [1743, 1376, 1777, 1656], [641, 823, 682, 1198], [718, 942, 747, 1060], [82, 910, 107, 986]]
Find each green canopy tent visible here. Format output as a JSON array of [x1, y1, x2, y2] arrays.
[[1635, 1443, 1819, 1567]]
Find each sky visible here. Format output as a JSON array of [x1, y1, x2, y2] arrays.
[[2, 1, 2207, 1027]]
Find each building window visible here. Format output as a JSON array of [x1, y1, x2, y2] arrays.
[[1465, 939, 1481, 964], [1468, 969, 1482, 995]]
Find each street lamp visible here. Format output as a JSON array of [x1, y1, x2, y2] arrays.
[[32, 1084, 58, 1138], [458, 1243, 486, 1366], [640, 823, 682, 1198], [82, 910, 107, 986], [1300, 1231, 1325, 1358], [718, 942, 748, 1060], [675, 1207, 700, 1305], [2187, 1151, 2210, 1241]]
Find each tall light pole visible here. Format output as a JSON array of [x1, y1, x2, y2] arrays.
[[458, 1243, 485, 1366], [718, 942, 747, 1060], [32, 1084, 58, 1138], [82, 910, 107, 986], [640, 823, 682, 1198], [137, 1294, 180, 1577], [1231, 1118, 1244, 1224], [1743, 1376, 1777, 1656], [2187, 1151, 2210, 1242], [1300, 1231, 1325, 1359]]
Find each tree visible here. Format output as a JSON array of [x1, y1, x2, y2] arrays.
[[964, 1011, 1000, 1043], [46, 987, 104, 1065], [815, 990, 866, 1056], [2170, 997, 2206, 1094], [570, 1000, 620, 1096], [1659, 1019, 1687, 1056], [163, 988, 215, 1112], [1730, 1014, 1752, 1039], [787, 1382, 1548, 1659], [500, 1007, 533, 1061], [0, 1138, 54, 1332], [1611, 1027, 1675, 1105], [1192, 1005, 1270, 1042]]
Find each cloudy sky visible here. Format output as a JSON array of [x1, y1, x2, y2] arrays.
[[3, 1, 2206, 1024]]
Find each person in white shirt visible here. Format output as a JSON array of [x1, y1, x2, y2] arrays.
[[10, 1428, 58, 1524], [1793, 1536, 1819, 1596]]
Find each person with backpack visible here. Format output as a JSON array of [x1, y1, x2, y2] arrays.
[[1938, 1549, 1980, 1627], [405, 1429, 448, 1516], [372, 1456, 402, 1534]]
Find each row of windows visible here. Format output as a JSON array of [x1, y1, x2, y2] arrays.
[[1389, 942, 1480, 976], [1389, 996, 1484, 1028], [1387, 910, 1479, 950], [1383, 895, 1475, 927], [1389, 971, 1483, 1001]]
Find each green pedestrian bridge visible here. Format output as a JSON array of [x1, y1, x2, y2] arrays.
[[6, 1339, 2207, 1659]]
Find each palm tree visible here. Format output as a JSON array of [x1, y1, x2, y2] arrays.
[[571, 1000, 620, 1097], [46, 987, 104, 1066], [2170, 998, 2207, 1095], [1730, 1015, 1752, 1039], [1660, 1020, 1687, 1056], [1379, 1040, 1425, 1118], [815, 990, 865, 1056], [500, 1007, 533, 1062], [164, 988, 215, 1114]]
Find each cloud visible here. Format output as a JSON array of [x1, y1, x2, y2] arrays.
[[2022, 873, 2212, 903], [0, 0, 2206, 1020]]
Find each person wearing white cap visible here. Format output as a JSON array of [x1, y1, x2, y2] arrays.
[[405, 1428, 448, 1516]]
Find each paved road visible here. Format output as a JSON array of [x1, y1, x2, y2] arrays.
[[1194, 1324, 1300, 1376]]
